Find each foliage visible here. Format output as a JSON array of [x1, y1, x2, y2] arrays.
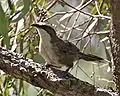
[[0, 0, 112, 96]]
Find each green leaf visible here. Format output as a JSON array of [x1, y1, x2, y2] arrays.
[[3, 76, 12, 96], [3, 35, 10, 48], [8, 0, 15, 14], [26, 52, 32, 58], [0, 3, 9, 48], [0, 3, 8, 36], [11, 0, 31, 22], [40, 0, 46, 6], [91, 6, 97, 14]]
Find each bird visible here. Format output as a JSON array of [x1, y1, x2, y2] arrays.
[[31, 23, 106, 71]]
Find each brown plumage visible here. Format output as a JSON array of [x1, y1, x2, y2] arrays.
[[32, 23, 104, 71]]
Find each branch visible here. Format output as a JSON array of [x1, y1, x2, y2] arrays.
[[0, 47, 117, 96]]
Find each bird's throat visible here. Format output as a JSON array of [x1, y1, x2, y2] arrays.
[[38, 29, 59, 66]]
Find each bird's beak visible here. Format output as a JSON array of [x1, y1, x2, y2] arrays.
[[31, 23, 57, 37], [31, 22, 47, 28], [31, 24, 40, 28]]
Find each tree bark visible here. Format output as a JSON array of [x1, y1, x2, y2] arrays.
[[0, 47, 117, 96], [110, 0, 120, 94]]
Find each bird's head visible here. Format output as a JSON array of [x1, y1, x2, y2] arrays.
[[31, 23, 57, 38]]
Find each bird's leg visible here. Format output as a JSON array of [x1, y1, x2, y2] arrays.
[[45, 62, 53, 69], [45, 62, 50, 67], [65, 63, 73, 72], [45, 62, 61, 69], [65, 67, 71, 72]]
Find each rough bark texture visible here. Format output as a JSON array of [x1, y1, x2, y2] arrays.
[[110, 0, 120, 94], [0, 47, 117, 96]]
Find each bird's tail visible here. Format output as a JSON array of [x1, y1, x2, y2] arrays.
[[78, 52, 106, 62]]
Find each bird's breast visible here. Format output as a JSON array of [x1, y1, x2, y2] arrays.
[[39, 39, 62, 67]]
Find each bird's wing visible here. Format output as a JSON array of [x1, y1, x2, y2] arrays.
[[52, 39, 79, 56], [52, 39, 105, 63]]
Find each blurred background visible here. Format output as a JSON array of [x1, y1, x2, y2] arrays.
[[0, 0, 113, 96]]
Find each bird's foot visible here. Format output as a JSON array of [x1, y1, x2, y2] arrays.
[[44, 62, 53, 69]]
